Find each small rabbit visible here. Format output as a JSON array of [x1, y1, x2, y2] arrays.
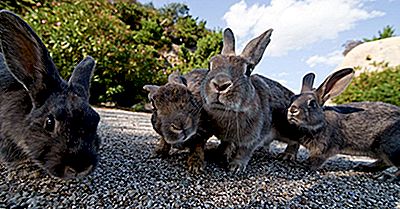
[[287, 68, 400, 179], [0, 10, 100, 179], [144, 69, 213, 172], [201, 28, 297, 172]]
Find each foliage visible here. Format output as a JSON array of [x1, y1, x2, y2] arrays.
[[333, 65, 400, 106], [338, 25, 399, 106], [1, 0, 222, 107], [363, 25, 396, 42], [343, 25, 397, 55]]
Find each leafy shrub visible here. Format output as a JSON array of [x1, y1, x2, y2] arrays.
[[342, 25, 397, 56], [363, 25, 396, 42], [333, 65, 400, 106], [1, 0, 222, 107]]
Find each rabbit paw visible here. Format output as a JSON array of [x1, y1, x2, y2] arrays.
[[276, 152, 296, 161], [277, 143, 299, 162], [152, 140, 171, 158], [187, 153, 204, 174], [303, 159, 323, 171], [373, 171, 400, 182], [228, 160, 247, 174], [353, 160, 389, 172]]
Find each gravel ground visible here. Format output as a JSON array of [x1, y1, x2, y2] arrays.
[[1, 108, 399, 208]]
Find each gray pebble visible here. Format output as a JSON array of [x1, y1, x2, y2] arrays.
[[1, 109, 399, 208]]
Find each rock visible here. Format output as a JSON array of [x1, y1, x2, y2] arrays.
[[338, 37, 400, 76]]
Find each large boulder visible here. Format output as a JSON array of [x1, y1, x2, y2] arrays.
[[338, 37, 400, 75]]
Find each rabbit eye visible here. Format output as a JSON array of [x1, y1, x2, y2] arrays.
[[170, 124, 182, 133], [150, 99, 157, 110], [308, 100, 318, 109], [44, 115, 56, 132], [245, 64, 253, 76]]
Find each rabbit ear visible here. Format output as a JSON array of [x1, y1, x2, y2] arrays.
[[0, 10, 63, 107], [323, 106, 364, 114], [222, 28, 235, 56], [143, 85, 160, 98], [315, 68, 355, 105], [241, 29, 273, 67], [301, 73, 315, 93], [143, 85, 160, 109], [168, 71, 187, 86], [68, 56, 96, 98]]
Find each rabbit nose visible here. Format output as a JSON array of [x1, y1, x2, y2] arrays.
[[64, 164, 93, 178], [289, 106, 300, 115], [213, 81, 232, 92], [64, 166, 77, 178], [211, 79, 232, 93]]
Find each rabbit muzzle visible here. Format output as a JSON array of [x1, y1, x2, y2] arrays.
[[50, 150, 98, 179], [165, 129, 197, 145], [204, 74, 235, 107], [287, 105, 301, 124], [161, 114, 199, 144], [209, 73, 233, 94], [63, 164, 93, 179]]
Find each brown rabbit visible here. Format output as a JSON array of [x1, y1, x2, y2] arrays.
[[144, 69, 213, 173], [287, 68, 400, 180], [201, 28, 297, 173]]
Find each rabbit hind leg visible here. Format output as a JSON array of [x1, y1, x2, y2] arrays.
[[354, 159, 391, 172]]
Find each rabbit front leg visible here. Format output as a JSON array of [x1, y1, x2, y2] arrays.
[[304, 155, 328, 170], [221, 140, 236, 162], [153, 138, 171, 157], [302, 139, 334, 170], [229, 149, 252, 173], [303, 146, 332, 170], [277, 142, 300, 161], [304, 145, 340, 170], [228, 135, 263, 173], [187, 142, 205, 173]]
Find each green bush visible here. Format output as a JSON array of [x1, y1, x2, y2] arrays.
[[363, 25, 396, 42], [1, 0, 222, 107], [333, 65, 400, 106]]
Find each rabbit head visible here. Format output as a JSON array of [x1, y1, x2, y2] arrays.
[[144, 71, 201, 144], [202, 28, 273, 113], [0, 10, 100, 178], [287, 68, 354, 131]]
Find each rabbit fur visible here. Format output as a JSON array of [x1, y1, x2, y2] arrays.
[[287, 68, 400, 179], [201, 28, 298, 172], [144, 69, 213, 172], [0, 10, 100, 179]]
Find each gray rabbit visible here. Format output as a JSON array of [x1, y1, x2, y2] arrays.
[[287, 68, 400, 179], [0, 10, 100, 178], [201, 28, 297, 172], [144, 69, 213, 172]]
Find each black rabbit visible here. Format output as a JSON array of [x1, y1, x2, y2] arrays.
[[0, 10, 100, 179]]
